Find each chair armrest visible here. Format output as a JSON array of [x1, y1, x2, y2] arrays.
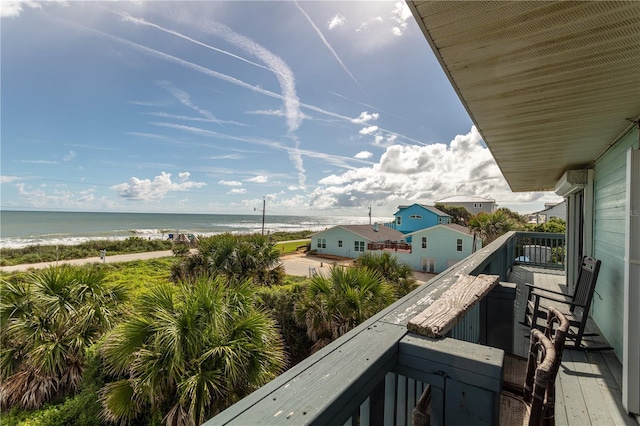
[[531, 291, 586, 308], [524, 283, 570, 297]]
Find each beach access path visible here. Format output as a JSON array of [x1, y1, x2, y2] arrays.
[[0, 250, 437, 284]]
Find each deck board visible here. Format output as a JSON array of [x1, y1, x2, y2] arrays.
[[508, 266, 640, 425]]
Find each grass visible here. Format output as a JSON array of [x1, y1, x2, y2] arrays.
[[275, 240, 310, 254]]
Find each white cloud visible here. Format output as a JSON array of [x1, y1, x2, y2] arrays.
[[228, 188, 247, 195], [178, 171, 190, 181], [354, 151, 373, 159], [110, 171, 206, 201], [390, 1, 412, 36], [246, 175, 268, 183], [63, 150, 76, 162], [356, 17, 384, 33], [1, 1, 41, 18], [327, 14, 345, 30], [1, 175, 20, 183], [359, 126, 379, 135], [219, 180, 243, 186], [351, 111, 379, 124]]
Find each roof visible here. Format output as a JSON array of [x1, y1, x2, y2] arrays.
[[407, 223, 474, 237], [315, 224, 405, 242], [436, 196, 495, 204], [408, 1, 640, 192], [396, 204, 452, 217]]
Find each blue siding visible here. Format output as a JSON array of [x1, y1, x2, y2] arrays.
[[393, 204, 450, 234], [592, 128, 639, 358]]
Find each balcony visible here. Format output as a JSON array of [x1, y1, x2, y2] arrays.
[[208, 231, 638, 425], [367, 241, 412, 253]]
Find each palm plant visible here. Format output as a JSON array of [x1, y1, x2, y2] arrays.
[[295, 266, 393, 353], [99, 276, 285, 426], [0, 265, 125, 410], [355, 251, 418, 297], [468, 210, 514, 244]]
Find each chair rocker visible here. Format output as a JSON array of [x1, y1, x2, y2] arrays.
[[524, 255, 610, 350]]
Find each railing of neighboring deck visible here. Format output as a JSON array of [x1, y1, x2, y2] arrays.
[[208, 232, 523, 426], [514, 231, 566, 269]]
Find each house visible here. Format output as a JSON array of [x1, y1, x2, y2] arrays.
[[395, 224, 481, 273], [410, 0, 640, 415], [531, 201, 567, 224], [435, 195, 496, 214], [386, 203, 451, 233], [311, 224, 407, 259]]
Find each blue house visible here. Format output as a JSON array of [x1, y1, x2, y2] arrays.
[[387, 204, 451, 234]]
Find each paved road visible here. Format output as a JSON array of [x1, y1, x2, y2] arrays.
[[0, 251, 436, 283]]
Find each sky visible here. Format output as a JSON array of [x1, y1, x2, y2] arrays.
[[1, 1, 563, 217]]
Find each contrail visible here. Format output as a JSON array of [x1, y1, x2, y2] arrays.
[[294, 1, 363, 92]]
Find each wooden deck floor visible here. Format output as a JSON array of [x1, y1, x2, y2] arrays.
[[509, 265, 640, 425]]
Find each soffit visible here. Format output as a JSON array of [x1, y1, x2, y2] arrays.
[[409, 1, 640, 191]]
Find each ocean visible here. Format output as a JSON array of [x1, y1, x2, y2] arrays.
[[0, 211, 391, 249]]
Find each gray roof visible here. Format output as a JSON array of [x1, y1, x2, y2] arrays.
[[339, 224, 405, 242], [406, 223, 474, 237]]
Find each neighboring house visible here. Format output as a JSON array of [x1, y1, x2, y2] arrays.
[[435, 195, 496, 214], [311, 224, 406, 259], [531, 201, 566, 223], [411, 0, 640, 413], [386, 203, 452, 233], [395, 224, 481, 273]]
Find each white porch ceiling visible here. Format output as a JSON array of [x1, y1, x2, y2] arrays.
[[408, 1, 640, 192]]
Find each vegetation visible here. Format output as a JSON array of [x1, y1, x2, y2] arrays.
[[434, 203, 472, 225], [171, 233, 284, 286], [468, 210, 515, 244], [0, 266, 126, 410], [527, 217, 566, 233], [99, 276, 285, 426], [295, 266, 394, 353], [0, 237, 173, 267], [354, 251, 418, 298]]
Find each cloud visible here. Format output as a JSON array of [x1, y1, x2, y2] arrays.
[[110, 171, 206, 201], [356, 17, 384, 33], [228, 188, 247, 195], [1, 1, 42, 18], [178, 171, 190, 181], [295, 2, 361, 90], [1, 175, 21, 183], [354, 151, 373, 159], [219, 180, 242, 186], [390, 2, 412, 36], [351, 111, 379, 124], [359, 126, 378, 135], [327, 14, 345, 30], [63, 150, 76, 162], [246, 175, 268, 183]]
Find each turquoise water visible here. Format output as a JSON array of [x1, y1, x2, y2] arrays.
[[0, 211, 390, 248]]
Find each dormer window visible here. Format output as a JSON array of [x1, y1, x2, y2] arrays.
[[409, 214, 422, 219]]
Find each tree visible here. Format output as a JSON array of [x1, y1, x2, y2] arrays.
[[434, 203, 472, 225], [496, 207, 528, 229], [529, 217, 566, 233], [0, 266, 125, 410], [468, 210, 514, 244], [171, 233, 283, 286], [354, 251, 418, 297], [99, 276, 285, 426], [295, 266, 393, 353]]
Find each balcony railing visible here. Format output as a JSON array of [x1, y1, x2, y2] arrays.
[[514, 231, 565, 269], [367, 241, 412, 253], [208, 231, 562, 425]]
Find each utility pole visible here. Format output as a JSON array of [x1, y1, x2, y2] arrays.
[[261, 197, 266, 235], [368, 206, 372, 225]]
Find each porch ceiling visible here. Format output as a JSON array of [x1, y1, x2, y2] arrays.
[[409, 1, 640, 192]]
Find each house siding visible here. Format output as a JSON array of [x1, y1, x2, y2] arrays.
[[393, 204, 450, 233], [592, 128, 639, 358], [393, 226, 478, 273], [311, 227, 369, 258]]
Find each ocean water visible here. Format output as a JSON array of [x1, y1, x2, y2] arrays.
[[0, 211, 391, 249]]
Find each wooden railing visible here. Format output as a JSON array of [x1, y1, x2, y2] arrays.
[[208, 232, 527, 425], [367, 241, 412, 253]]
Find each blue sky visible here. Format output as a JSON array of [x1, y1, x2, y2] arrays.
[[1, 1, 562, 217]]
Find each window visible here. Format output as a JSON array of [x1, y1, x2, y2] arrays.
[[438, 217, 445, 224], [421, 258, 435, 273], [456, 238, 463, 252], [409, 214, 422, 219], [396, 216, 402, 226], [474, 203, 483, 208], [317, 238, 326, 248], [338, 240, 343, 248], [354, 241, 365, 252], [421, 236, 428, 249]]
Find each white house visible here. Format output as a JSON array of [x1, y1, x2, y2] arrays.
[[532, 201, 566, 223], [435, 195, 497, 214]]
